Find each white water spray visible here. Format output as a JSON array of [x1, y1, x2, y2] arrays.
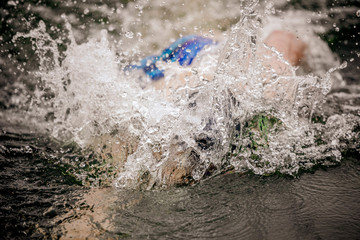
[[11, 0, 359, 189]]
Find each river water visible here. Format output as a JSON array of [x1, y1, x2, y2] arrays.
[[0, 0, 359, 239]]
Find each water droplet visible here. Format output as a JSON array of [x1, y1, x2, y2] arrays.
[[7, 0, 16, 6], [191, 67, 198, 75], [108, 25, 115, 31], [24, 146, 33, 154], [356, 10, 360, 17], [339, 61, 347, 69], [39, 20, 46, 31], [125, 31, 134, 39], [146, 59, 152, 67]]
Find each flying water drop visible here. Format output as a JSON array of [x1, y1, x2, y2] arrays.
[[125, 31, 134, 39]]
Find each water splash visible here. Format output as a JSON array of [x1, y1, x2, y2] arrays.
[[10, 0, 359, 189]]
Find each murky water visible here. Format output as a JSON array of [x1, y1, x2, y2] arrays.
[[1, 124, 359, 239], [57, 158, 360, 240], [0, 0, 359, 239]]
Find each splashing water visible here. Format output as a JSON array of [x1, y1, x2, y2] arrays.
[[10, 0, 359, 189]]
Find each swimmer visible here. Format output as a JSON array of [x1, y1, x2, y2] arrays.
[[113, 30, 307, 187], [90, 30, 307, 188], [91, 30, 308, 188], [125, 30, 307, 100]]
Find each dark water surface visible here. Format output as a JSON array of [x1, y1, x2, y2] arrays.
[[0, 123, 83, 239], [97, 158, 360, 240], [0, 123, 359, 239]]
